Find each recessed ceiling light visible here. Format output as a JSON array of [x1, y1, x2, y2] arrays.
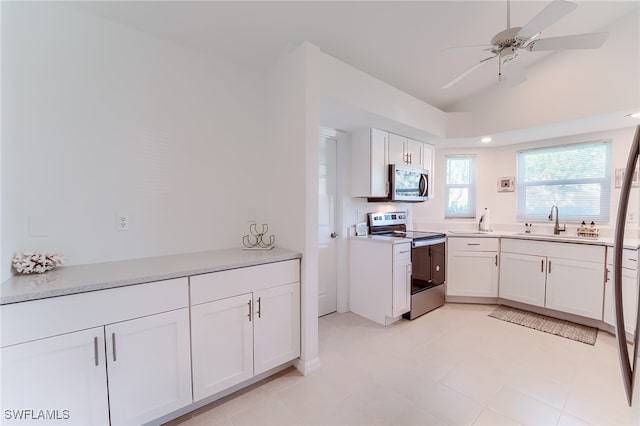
[[481, 137, 492, 144], [627, 112, 640, 119]]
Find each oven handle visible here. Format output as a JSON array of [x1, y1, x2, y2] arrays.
[[412, 237, 446, 248]]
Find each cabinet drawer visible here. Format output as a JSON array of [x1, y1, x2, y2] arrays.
[[1, 278, 188, 348], [447, 237, 499, 252], [609, 248, 639, 270], [190, 260, 300, 305], [393, 243, 411, 262]]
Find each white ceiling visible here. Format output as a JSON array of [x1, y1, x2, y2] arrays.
[[71, 0, 638, 113]]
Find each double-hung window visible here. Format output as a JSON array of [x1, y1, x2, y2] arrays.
[[445, 155, 477, 218], [516, 141, 611, 222]]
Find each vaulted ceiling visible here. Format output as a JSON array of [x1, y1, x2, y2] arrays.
[[71, 1, 639, 114]]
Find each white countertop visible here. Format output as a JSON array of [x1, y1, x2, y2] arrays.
[[446, 230, 640, 249], [0, 247, 301, 305], [351, 230, 640, 249]]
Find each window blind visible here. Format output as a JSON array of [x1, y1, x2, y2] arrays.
[[516, 141, 611, 222]]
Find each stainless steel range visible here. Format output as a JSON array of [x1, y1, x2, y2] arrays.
[[368, 211, 446, 319]]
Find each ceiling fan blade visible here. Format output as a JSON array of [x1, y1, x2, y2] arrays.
[[442, 44, 496, 53], [517, 0, 578, 40], [502, 56, 527, 87], [441, 56, 495, 89], [528, 32, 609, 51]]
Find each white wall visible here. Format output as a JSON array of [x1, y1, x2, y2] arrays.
[[413, 127, 639, 236], [1, 2, 267, 280]]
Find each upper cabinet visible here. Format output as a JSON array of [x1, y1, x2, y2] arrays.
[[389, 133, 423, 168], [351, 128, 389, 198], [351, 128, 435, 199]]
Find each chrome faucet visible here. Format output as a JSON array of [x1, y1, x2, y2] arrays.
[[548, 205, 566, 235]]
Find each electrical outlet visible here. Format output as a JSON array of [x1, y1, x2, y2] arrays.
[[117, 215, 129, 231]]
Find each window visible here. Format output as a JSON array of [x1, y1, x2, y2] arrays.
[[516, 141, 611, 222], [445, 155, 477, 218]]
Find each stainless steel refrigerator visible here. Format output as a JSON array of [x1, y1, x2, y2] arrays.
[[613, 124, 640, 419]]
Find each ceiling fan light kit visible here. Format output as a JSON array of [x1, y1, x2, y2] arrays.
[[441, 0, 610, 90]]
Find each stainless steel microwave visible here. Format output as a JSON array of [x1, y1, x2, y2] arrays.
[[389, 164, 429, 202]]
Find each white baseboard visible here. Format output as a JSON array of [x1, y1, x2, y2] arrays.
[[293, 356, 321, 376]]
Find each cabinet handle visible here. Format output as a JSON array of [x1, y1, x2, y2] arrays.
[[111, 333, 117, 362], [248, 300, 253, 322], [399, 250, 410, 254], [467, 243, 480, 246], [548, 260, 552, 274], [628, 258, 637, 262], [541, 260, 544, 272], [495, 255, 498, 266], [257, 297, 262, 319], [94, 336, 99, 366], [408, 152, 412, 164]]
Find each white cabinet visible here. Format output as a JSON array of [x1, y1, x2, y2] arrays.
[[422, 143, 435, 198], [0, 278, 191, 426], [351, 128, 389, 197], [106, 308, 192, 425], [253, 283, 301, 375], [1, 327, 110, 425], [500, 239, 605, 320], [499, 252, 546, 306], [349, 239, 411, 325], [190, 260, 301, 402], [604, 248, 639, 335], [392, 243, 412, 317], [447, 237, 499, 297], [389, 133, 423, 168], [191, 293, 254, 400]]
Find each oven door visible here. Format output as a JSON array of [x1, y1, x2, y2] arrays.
[[411, 239, 445, 293]]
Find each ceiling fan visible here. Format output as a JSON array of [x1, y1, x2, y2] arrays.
[[441, 0, 609, 89]]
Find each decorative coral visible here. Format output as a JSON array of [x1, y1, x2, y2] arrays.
[[11, 251, 65, 274]]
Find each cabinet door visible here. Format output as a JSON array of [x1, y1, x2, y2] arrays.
[[499, 252, 546, 307], [406, 138, 423, 168], [106, 308, 192, 425], [392, 261, 411, 317], [422, 144, 434, 197], [0, 327, 109, 425], [254, 283, 301, 375], [545, 257, 605, 320], [191, 293, 254, 401], [388, 133, 407, 165], [604, 268, 639, 334], [447, 251, 499, 297], [370, 129, 389, 197]]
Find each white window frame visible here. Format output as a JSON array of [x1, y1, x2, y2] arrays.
[[445, 155, 477, 219], [516, 140, 611, 222]]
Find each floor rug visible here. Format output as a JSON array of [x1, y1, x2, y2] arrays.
[[488, 305, 598, 345]]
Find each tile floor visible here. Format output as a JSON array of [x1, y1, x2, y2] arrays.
[[168, 303, 635, 425]]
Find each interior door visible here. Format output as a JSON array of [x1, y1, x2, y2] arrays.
[[318, 134, 337, 316]]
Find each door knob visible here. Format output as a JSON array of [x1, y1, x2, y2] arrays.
[[330, 232, 338, 238]]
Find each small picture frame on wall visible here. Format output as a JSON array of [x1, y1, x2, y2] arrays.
[[615, 167, 639, 188], [497, 177, 514, 192]]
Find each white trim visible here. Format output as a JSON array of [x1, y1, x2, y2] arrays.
[[293, 356, 322, 376]]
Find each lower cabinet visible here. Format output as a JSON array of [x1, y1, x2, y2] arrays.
[[499, 252, 546, 307], [349, 239, 411, 325], [447, 237, 499, 297], [1, 327, 110, 425], [190, 260, 301, 403], [499, 239, 605, 320], [0, 308, 192, 426], [106, 308, 192, 425], [604, 248, 639, 335]]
